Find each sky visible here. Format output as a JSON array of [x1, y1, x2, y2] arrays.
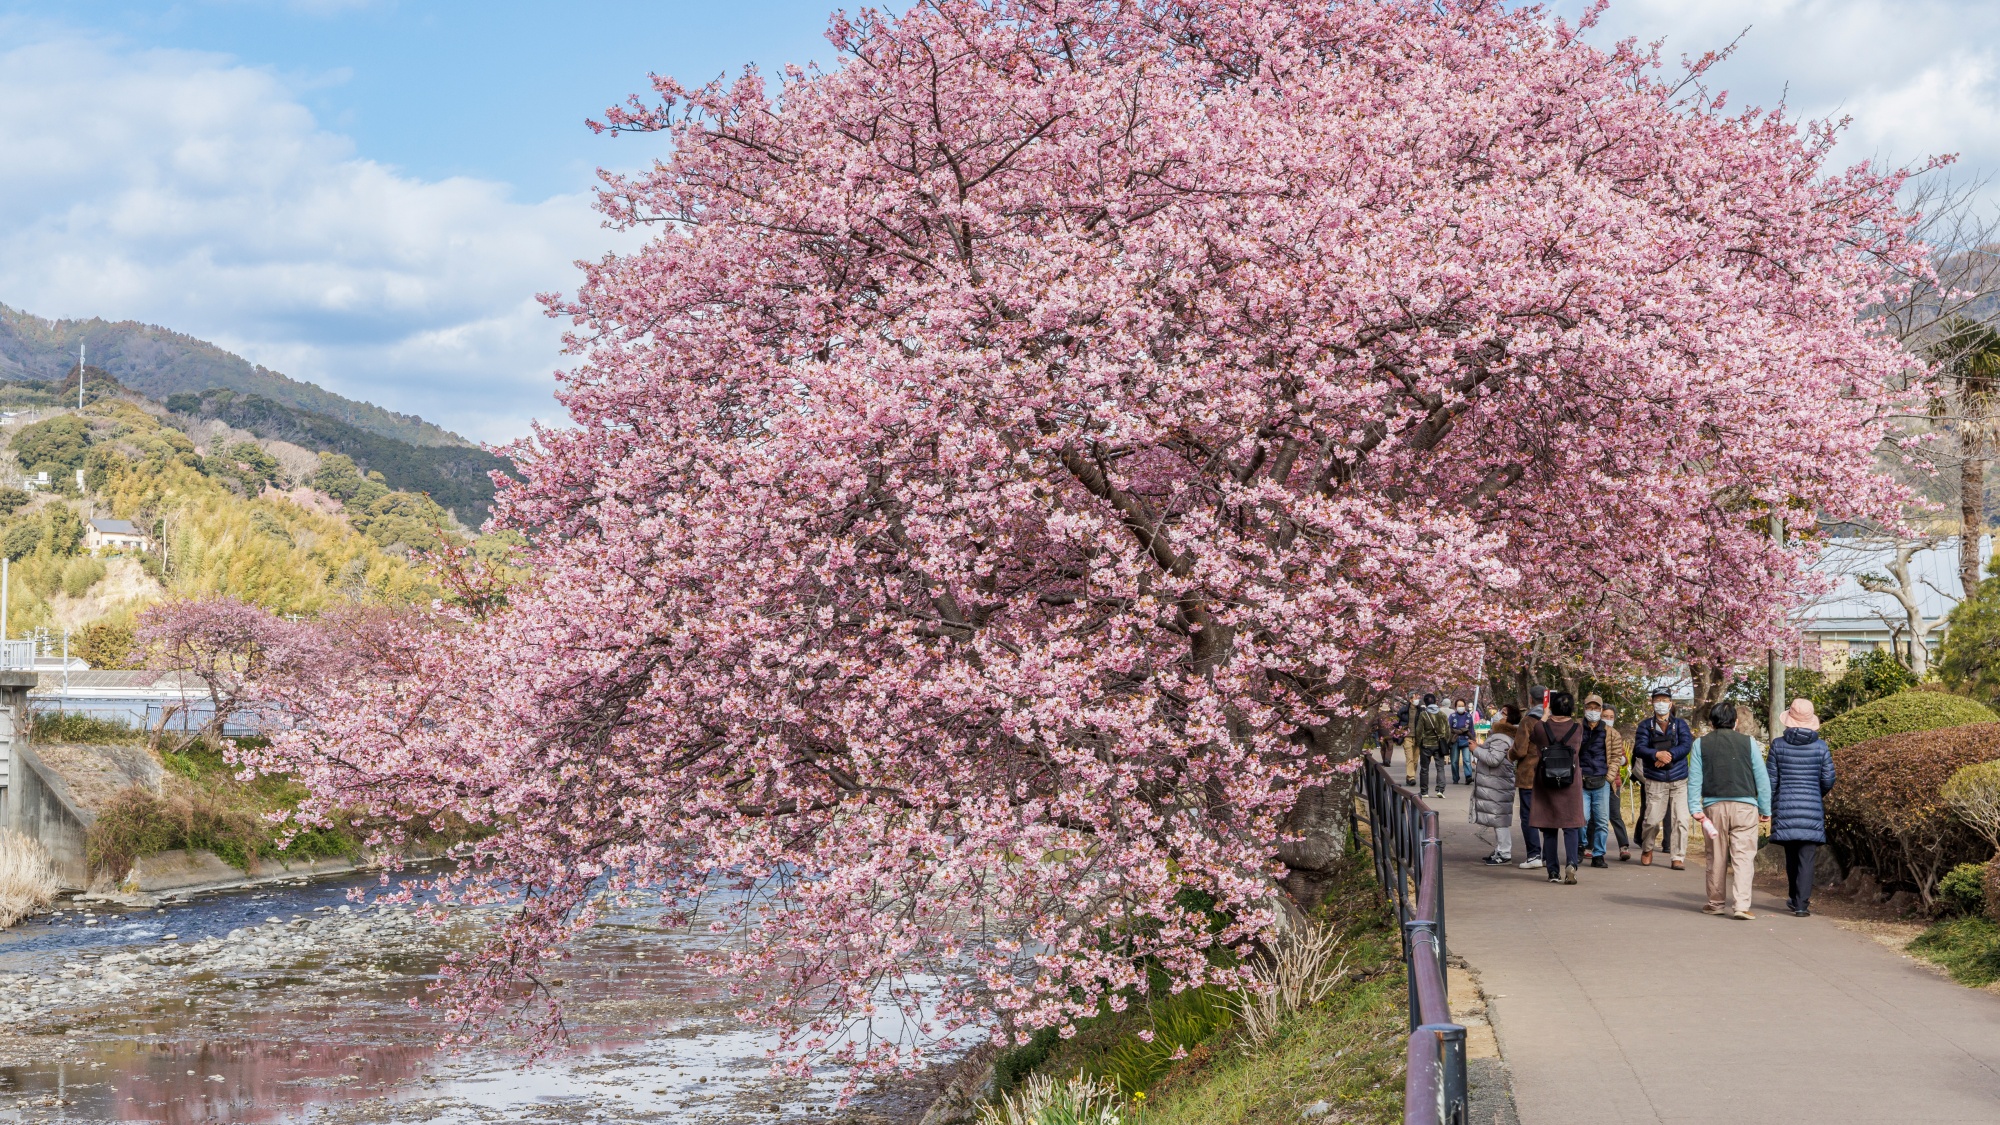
[[0, 1, 1997, 444]]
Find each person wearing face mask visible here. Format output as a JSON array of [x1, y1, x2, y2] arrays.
[[1413, 692, 1453, 798], [1633, 688, 1694, 869], [1509, 685, 1550, 868], [1448, 698, 1475, 786], [1601, 704, 1633, 861], [1577, 694, 1615, 868]]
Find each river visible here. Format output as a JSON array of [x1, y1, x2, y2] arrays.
[[0, 872, 968, 1125]]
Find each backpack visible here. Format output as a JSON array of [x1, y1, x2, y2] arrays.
[[1416, 709, 1450, 751], [1538, 719, 1579, 789]]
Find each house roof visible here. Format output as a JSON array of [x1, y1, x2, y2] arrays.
[[1798, 536, 1992, 637], [88, 519, 141, 536]]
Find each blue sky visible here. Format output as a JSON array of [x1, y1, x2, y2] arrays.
[[0, 1, 1996, 443]]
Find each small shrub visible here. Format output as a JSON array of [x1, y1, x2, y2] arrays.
[[1943, 760, 2000, 855], [1941, 863, 1988, 916], [1233, 916, 1350, 1046], [1820, 689, 1997, 750], [59, 555, 105, 598], [28, 711, 143, 744], [0, 830, 59, 927], [1822, 651, 1919, 719], [978, 1073, 1124, 1125], [1987, 859, 2000, 925]]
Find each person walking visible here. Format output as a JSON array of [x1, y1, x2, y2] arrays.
[[1578, 694, 1617, 868], [1528, 690, 1587, 884], [1688, 699, 1772, 920], [1510, 690, 1547, 868], [1414, 693, 1453, 798], [1449, 698, 1475, 786], [1601, 704, 1633, 861], [1472, 706, 1521, 864], [1633, 688, 1694, 869], [1768, 698, 1836, 917], [1371, 699, 1404, 767], [1401, 691, 1422, 787]]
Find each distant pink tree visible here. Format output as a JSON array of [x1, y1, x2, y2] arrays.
[[133, 596, 298, 741], [248, 0, 1926, 1081]]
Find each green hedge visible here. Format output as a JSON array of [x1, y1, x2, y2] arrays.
[[1820, 690, 1998, 750]]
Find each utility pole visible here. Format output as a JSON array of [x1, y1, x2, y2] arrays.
[[1768, 513, 1786, 737]]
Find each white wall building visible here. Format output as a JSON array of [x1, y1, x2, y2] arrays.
[[82, 518, 148, 553], [1796, 536, 1991, 672]]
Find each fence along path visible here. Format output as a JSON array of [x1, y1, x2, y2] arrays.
[[1420, 759, 2000, 1124]]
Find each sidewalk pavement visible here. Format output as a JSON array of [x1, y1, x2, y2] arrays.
[[1422, 770, 2000, 1124]]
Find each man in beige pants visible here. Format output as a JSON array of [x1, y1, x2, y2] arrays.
[[1686, 699, 1772, 920]]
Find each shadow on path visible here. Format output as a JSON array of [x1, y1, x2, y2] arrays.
[[1416, 764, 2000, 1125]]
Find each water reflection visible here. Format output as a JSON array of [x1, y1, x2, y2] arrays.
[[0, 876, 958, 1124]]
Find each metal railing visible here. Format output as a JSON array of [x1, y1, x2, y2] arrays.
[[0, 640, 36, 670], [1354, 756, 1468, 1125]]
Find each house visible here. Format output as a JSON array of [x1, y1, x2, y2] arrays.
[[83, 518, 149, 553], [1795, 536, 1992, 672]]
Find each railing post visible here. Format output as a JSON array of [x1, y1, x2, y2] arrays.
[[1415, 1022, 1469, 1125]]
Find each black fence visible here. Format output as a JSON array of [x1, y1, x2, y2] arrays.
[[1353, 756, 1468, 1125]]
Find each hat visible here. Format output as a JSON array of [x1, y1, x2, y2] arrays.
[[1783, 698, 1820, 731], [1583, 693, 1605, 709]]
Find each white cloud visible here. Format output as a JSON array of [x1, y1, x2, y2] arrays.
[[0, 33, 621, 443], [1568, 0, 2000, 178]]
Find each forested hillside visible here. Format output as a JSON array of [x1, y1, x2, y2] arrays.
[[0, 303, 468, 447], [165, 389, 510, 524], [0, 396, 497, 665]]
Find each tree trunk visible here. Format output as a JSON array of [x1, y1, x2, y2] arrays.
[[1964, 444, 1986, 600], [1276, 715, 1361, 911]]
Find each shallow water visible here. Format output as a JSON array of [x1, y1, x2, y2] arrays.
[[0, 875, 960, 1124]]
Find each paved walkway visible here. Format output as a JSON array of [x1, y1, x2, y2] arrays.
[[1418, 771, 2000, 1123]]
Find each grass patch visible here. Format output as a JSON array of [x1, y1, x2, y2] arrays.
[[1909, 914, 2000, 987], [28, 711, 145, 745], [87, 738, 362, 876], [988, 854, 1407, 1125]]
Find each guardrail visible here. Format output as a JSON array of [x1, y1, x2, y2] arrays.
[[1353, 756, 1468, 1125], [0, 640, 36, 670]]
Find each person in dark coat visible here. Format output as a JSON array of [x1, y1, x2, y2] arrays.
[[1768, 697, 1837, 917], [1632, 689, 1694, 869], [1528, 690, 1588, 884], [1370, 699, 1404, 766]]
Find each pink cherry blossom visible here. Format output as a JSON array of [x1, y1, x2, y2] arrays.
[[246, 0, 1924, 1085]]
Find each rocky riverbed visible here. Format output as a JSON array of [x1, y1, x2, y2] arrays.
[[0, 875, 970, 1124]]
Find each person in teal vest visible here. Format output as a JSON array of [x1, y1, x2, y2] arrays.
[[1686, 699, 1772, 920]]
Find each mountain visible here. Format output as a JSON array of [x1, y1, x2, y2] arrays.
[[0, 304, 469, 448], [166, 389, 511, 523]]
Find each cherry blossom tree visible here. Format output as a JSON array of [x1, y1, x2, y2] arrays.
[[134, 596, 300, 741], [248, 0, 1926, 1079]]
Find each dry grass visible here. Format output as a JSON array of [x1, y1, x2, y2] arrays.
[[0, 830, 59, 927], [1232, 916, 1351, 1046]]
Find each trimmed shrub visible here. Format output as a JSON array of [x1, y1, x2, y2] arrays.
[[1941, 863, 1988, 916], [1828, 722, 2000, 908], [1987, 859, 2000, 925], [1820, 689, 1998, 751], [1943, 760, 2000, 855]]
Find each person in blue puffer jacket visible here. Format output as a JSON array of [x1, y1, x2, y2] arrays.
[[1767, 698, 1836, 917]]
